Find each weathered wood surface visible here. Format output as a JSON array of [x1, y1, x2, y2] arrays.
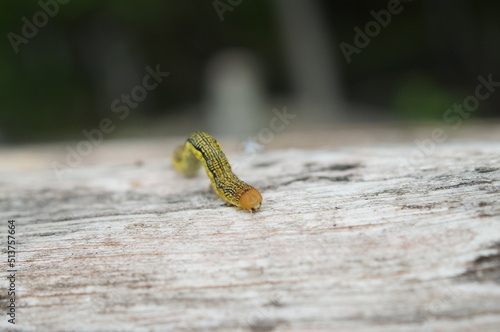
[[1, 129, 500, 331]]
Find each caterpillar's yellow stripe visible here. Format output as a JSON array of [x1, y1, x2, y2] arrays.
[[173, 131, 262, 212]]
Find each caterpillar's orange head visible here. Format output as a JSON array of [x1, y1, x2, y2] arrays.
[[239, 188, 262, 213]]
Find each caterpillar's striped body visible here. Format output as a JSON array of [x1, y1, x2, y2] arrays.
[[173, 131, 262, 212]]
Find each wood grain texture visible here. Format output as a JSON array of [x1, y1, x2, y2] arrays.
[[1, 137, 499, 332]]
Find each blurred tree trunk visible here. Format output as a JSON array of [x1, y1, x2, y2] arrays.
[[274, 0, 344, 122]]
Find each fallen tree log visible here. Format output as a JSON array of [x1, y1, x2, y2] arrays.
[[0, 131, 499, 331]]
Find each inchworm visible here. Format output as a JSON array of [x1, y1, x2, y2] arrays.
[[173, 131, 262, 212]]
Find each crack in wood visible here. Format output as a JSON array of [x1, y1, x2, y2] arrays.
[[457, 241, 500, 284], [432, 180, 494, 191]]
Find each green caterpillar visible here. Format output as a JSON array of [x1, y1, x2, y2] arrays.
[[173, 131, 262, 212]]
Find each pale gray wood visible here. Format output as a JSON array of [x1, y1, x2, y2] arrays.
[[0, 135, 499, 332]]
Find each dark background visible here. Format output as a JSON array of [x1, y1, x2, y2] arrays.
[[1, 0, 499, 143]]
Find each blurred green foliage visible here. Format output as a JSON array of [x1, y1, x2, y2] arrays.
[[393, 74, 460, 120]]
